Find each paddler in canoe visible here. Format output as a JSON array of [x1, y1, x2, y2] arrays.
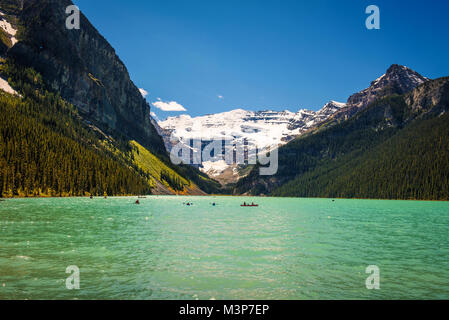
[[241, 202, 259, 207]]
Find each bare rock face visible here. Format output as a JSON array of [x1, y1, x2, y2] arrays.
[[329, 64, 429, 122], [287, 101, 346, 131], [2, 0, 166, 154], [347, 64, 429, 109], [150, 116, 174, 152], [405, 76, 449, 116]]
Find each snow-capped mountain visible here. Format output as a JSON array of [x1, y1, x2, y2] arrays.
[[156, 65, 429, 184], [157, 101, 346, 182], [288, 101, 346, 131]]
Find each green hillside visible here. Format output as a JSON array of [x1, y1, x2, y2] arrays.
[[273, 111, 449, 200], [0, 0, 227, 197], [0, 62, 152, 197], [0, 58, 224, 197], [235, 78, 449, 200], [129, 140, 191, 193]]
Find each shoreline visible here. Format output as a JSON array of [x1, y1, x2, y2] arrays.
[[1, 195, 448, 202]]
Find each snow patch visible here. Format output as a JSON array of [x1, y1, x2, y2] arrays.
[[139, 88, 148, 98], [329, 100, 346, 108], [372, 74, 386, 86], [0, 77, 18, 95], [0, 11, 18, 46], [201, 160, 229, 176]]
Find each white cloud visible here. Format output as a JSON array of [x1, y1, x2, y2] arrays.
[[218, 95, 224, 99], [139, 88, 149, 98], [152, 100, 186, 112]]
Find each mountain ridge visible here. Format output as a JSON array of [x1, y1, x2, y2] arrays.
[[2, 0, 166, 154], [234, 70, 449, 199], [158, 101, 347, 183], [326, 64, 430, 124], [0, 0, 221, 197]]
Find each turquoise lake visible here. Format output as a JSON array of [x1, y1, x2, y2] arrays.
[[0, 196, 448, 300]]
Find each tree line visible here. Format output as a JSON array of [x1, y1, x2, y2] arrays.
[[0, 60, 153, 197]]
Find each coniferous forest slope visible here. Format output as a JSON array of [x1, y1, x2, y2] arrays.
[[1, 0, 448, 200], [0, 0, 222, 197], [235, 76, 449, 200], [0, 63, 151, 197]]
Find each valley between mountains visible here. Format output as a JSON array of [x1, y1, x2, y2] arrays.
[[0, 0, 448, 200]]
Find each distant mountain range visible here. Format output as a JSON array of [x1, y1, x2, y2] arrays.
[[158, 101, 347, 183], [235, 66, 449, 200], [157, 64, 434, 186]]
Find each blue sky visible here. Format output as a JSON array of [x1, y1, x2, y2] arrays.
[[74, 0, 449, 119]]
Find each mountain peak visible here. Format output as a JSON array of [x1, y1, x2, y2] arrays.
[[347, 64, 429, 110], [386, 64, 410, 74], [372, 64, 428, 88], [328, 100, 347, 108]]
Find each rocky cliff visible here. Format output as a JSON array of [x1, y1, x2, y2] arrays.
[[0, 0, 166, 155], [328, 64, 429, 123], [0, 0, 224, 196], [348, 64, 429, 109], [405, 76, 449, 116]]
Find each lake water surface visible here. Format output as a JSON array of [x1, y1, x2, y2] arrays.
[[0, 196, 448, 300]]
